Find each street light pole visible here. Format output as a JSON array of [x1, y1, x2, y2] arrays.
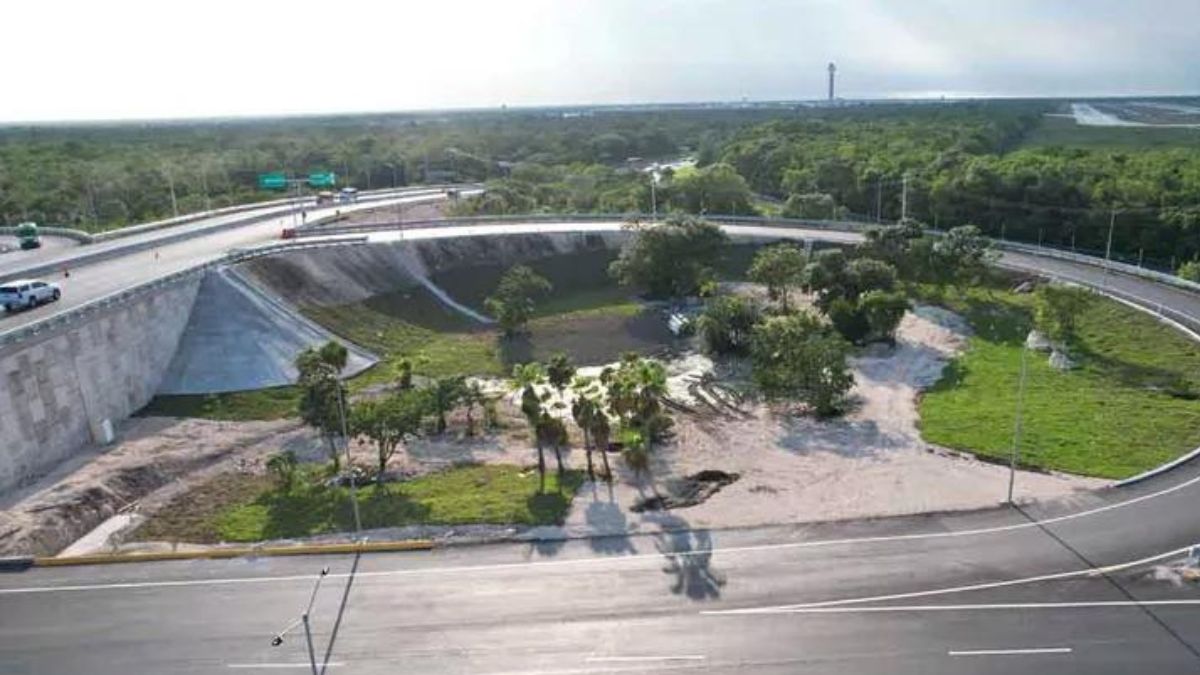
[[335, 380, 362, 535], [271, 567, 330, 675], [1007, 341, 1029, 504], [650, 168, 658, 222], [1105, 207, 1117, 263]]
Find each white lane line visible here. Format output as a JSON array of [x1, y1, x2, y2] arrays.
[[586, 655, 706, 662], [6, 468, 1200, 597], [710, 600, 1200, 615], [949, 647, 1071, 657], [226, 663, 344, 669], [701, 546, 1189, 615]]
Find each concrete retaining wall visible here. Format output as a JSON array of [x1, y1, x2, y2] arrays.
[[0, 277, 200, 493]]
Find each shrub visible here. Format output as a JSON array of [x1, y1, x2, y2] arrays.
[[828, 298, 871, 344], [697, 295, 762, 355]]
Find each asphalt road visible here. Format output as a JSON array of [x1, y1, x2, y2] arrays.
[[4, 459, 1200, 674], [0, 189, 453, 333], [2, 220, 1200, 673]]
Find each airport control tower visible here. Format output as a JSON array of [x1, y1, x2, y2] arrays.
[[828, 62, 836, 102]]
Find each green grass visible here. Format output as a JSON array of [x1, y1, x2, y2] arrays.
[[137, 387, 301, 421], [1019, 115, 1200, 150], [131, 465, 584, 544], [303, 286, 503, 391], [432, 247, 621, 312], [917, 286, 1200, 479], [306, 282, 667, 392]]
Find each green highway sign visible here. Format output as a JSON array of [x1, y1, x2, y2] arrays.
[[307, 171, 336, 188], [257, 172, 288, 190]]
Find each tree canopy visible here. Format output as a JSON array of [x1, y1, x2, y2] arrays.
[[609, 215, 729, 298]]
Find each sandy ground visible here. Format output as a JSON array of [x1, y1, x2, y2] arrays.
[[362, 302, 1106, 539], [566, 305, 1107, 536], [0, 417, 317, 556], [5, 302, 1110, 555]]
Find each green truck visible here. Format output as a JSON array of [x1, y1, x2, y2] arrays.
[[15, 222, 40, 250]]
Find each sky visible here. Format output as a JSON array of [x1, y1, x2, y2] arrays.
[[2, 0, 1198, 122]]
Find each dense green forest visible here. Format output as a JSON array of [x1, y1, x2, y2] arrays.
[[715, 104, 1200, 267], [0, 109, 765, 230], [2, 101, 1200, 268]]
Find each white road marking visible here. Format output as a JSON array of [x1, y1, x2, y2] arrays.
[[709, 599, 1200, 615], [226, 663, 343, 669], [949, 647, 1071, 656], [701, 546, 1189, 615], [586, 655, 706, 662], [5, 467, 1200, 597]]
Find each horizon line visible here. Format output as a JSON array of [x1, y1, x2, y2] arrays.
[[2, 91, 1198, 128]]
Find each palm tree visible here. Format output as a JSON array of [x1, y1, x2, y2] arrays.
[[538, 413, 569, 490], [515, 362, 549, 490], [590, 412, 613, 482], [429, 376, 466, 434], [463, 381, 486, 436], [570, 376, 602, 481]]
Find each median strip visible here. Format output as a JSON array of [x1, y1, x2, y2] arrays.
[[30, 539, 434, 568]]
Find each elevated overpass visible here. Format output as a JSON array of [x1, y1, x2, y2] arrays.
[[3, 208, 1200, 673]]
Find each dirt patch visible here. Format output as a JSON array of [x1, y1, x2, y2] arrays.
[[561, 304, 1106, 536], [631, 470, 739, 512], [0, 417, 314, 556]]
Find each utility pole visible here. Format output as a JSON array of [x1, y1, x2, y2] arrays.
[[875, 180, 882, 222], [650, 167, 658, 221], [270, 567, 330, 675], [1007, 342, 1029, 504], [900, 173, 909, 222], [1105, 207, 1117, 263], [164, 167, 179, 218], [335, 381, 362, 535]]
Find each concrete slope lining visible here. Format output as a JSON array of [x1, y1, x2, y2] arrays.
[[392, 246, 493, 325], [156, 265, 376, 395]]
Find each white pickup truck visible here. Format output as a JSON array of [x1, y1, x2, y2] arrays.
[[0, 278, 61, 312]]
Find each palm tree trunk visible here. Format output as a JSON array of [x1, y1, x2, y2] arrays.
[[326, 434, 340, 473], [536, 441, 546, 493], [583, 428, 594, 480], [599, 436, 612, 483]]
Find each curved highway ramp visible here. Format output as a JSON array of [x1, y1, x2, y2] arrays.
[[156, 265, 376, 394]]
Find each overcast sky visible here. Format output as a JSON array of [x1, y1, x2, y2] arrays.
[[3, 0, 1197, 122]]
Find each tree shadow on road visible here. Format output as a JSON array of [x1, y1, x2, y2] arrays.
[[645, 512, 726, 600], [585, 480, 637, 556]]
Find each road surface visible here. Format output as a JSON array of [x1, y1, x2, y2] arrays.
[[0, 189, 458, 332], [4, 457, 1200, 674], [1, 217, 1200, 673]]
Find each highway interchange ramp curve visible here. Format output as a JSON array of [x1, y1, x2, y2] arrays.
[[2, 196, 1200, 674]]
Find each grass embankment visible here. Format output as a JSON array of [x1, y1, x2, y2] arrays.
[[305, 249, 668, 392], [131, 464, 584, 544], [917, 286, 1200, 479], [137, 387, 301, 421]]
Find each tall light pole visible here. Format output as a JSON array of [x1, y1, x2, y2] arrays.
[[271, 566, 330, 675], [650, 167, 659, 222], [1007, 341, 1030, 504], [335, 380, 362, 535], [1105, 207, 1118, 263]]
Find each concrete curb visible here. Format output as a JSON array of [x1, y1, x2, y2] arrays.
[[0, 556, 35, 572], [32, 539, 434, 568]]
